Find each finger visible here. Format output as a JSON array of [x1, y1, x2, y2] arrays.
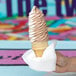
[[56, 51, 68, 67], [57, 57, 67, 67]]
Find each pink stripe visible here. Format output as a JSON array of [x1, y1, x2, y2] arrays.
[[0, 50, 26, 64], [5, 19, 27, 24], [49, 35, 66, 40], [0, 50, 75, 64], [45, 16, 60, 20], [59, 51, 76, 57], [59, 30, 76, 36]]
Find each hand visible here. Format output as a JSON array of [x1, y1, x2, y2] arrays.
[[56, 51, 69, 73]]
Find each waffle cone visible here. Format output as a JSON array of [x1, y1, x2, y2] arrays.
[[32, 41, 48, 57]]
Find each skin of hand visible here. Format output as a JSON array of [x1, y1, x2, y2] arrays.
[[56, 51, 69, 73], [56, 51, 76, 73]]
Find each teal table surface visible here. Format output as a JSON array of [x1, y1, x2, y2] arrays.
[[0, 40, 76, 49], [0, 66, 46, 76]]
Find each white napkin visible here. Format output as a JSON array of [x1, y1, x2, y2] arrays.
[[22, 40, 57, 72]]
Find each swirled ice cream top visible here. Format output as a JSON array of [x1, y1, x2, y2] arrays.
[[29, 6, 48, 42]]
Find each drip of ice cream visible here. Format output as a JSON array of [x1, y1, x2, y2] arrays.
[[29, 6, 48, 42]]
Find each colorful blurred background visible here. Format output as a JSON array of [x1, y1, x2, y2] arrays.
[[0, 0, 76, 76], [0, 0, 76, 40]]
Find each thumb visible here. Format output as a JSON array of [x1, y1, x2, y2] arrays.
[[56, 52, 68, 67]]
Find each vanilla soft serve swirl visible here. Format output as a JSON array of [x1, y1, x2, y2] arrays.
[[29, 6, 48, 42]]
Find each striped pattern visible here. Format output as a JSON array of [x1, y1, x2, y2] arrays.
[[0, 16, 76, 40], [0, 49, 75, 65]]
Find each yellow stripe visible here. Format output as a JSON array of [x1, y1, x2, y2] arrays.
[[8, 36, 17, 40], [0, 24, 14, 29]]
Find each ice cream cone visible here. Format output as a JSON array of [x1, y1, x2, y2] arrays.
[[29, 6, 48, 57], [32, 41, 48, 57]]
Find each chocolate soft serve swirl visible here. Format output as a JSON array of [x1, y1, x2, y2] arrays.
[[29, 6, 48, 42]]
